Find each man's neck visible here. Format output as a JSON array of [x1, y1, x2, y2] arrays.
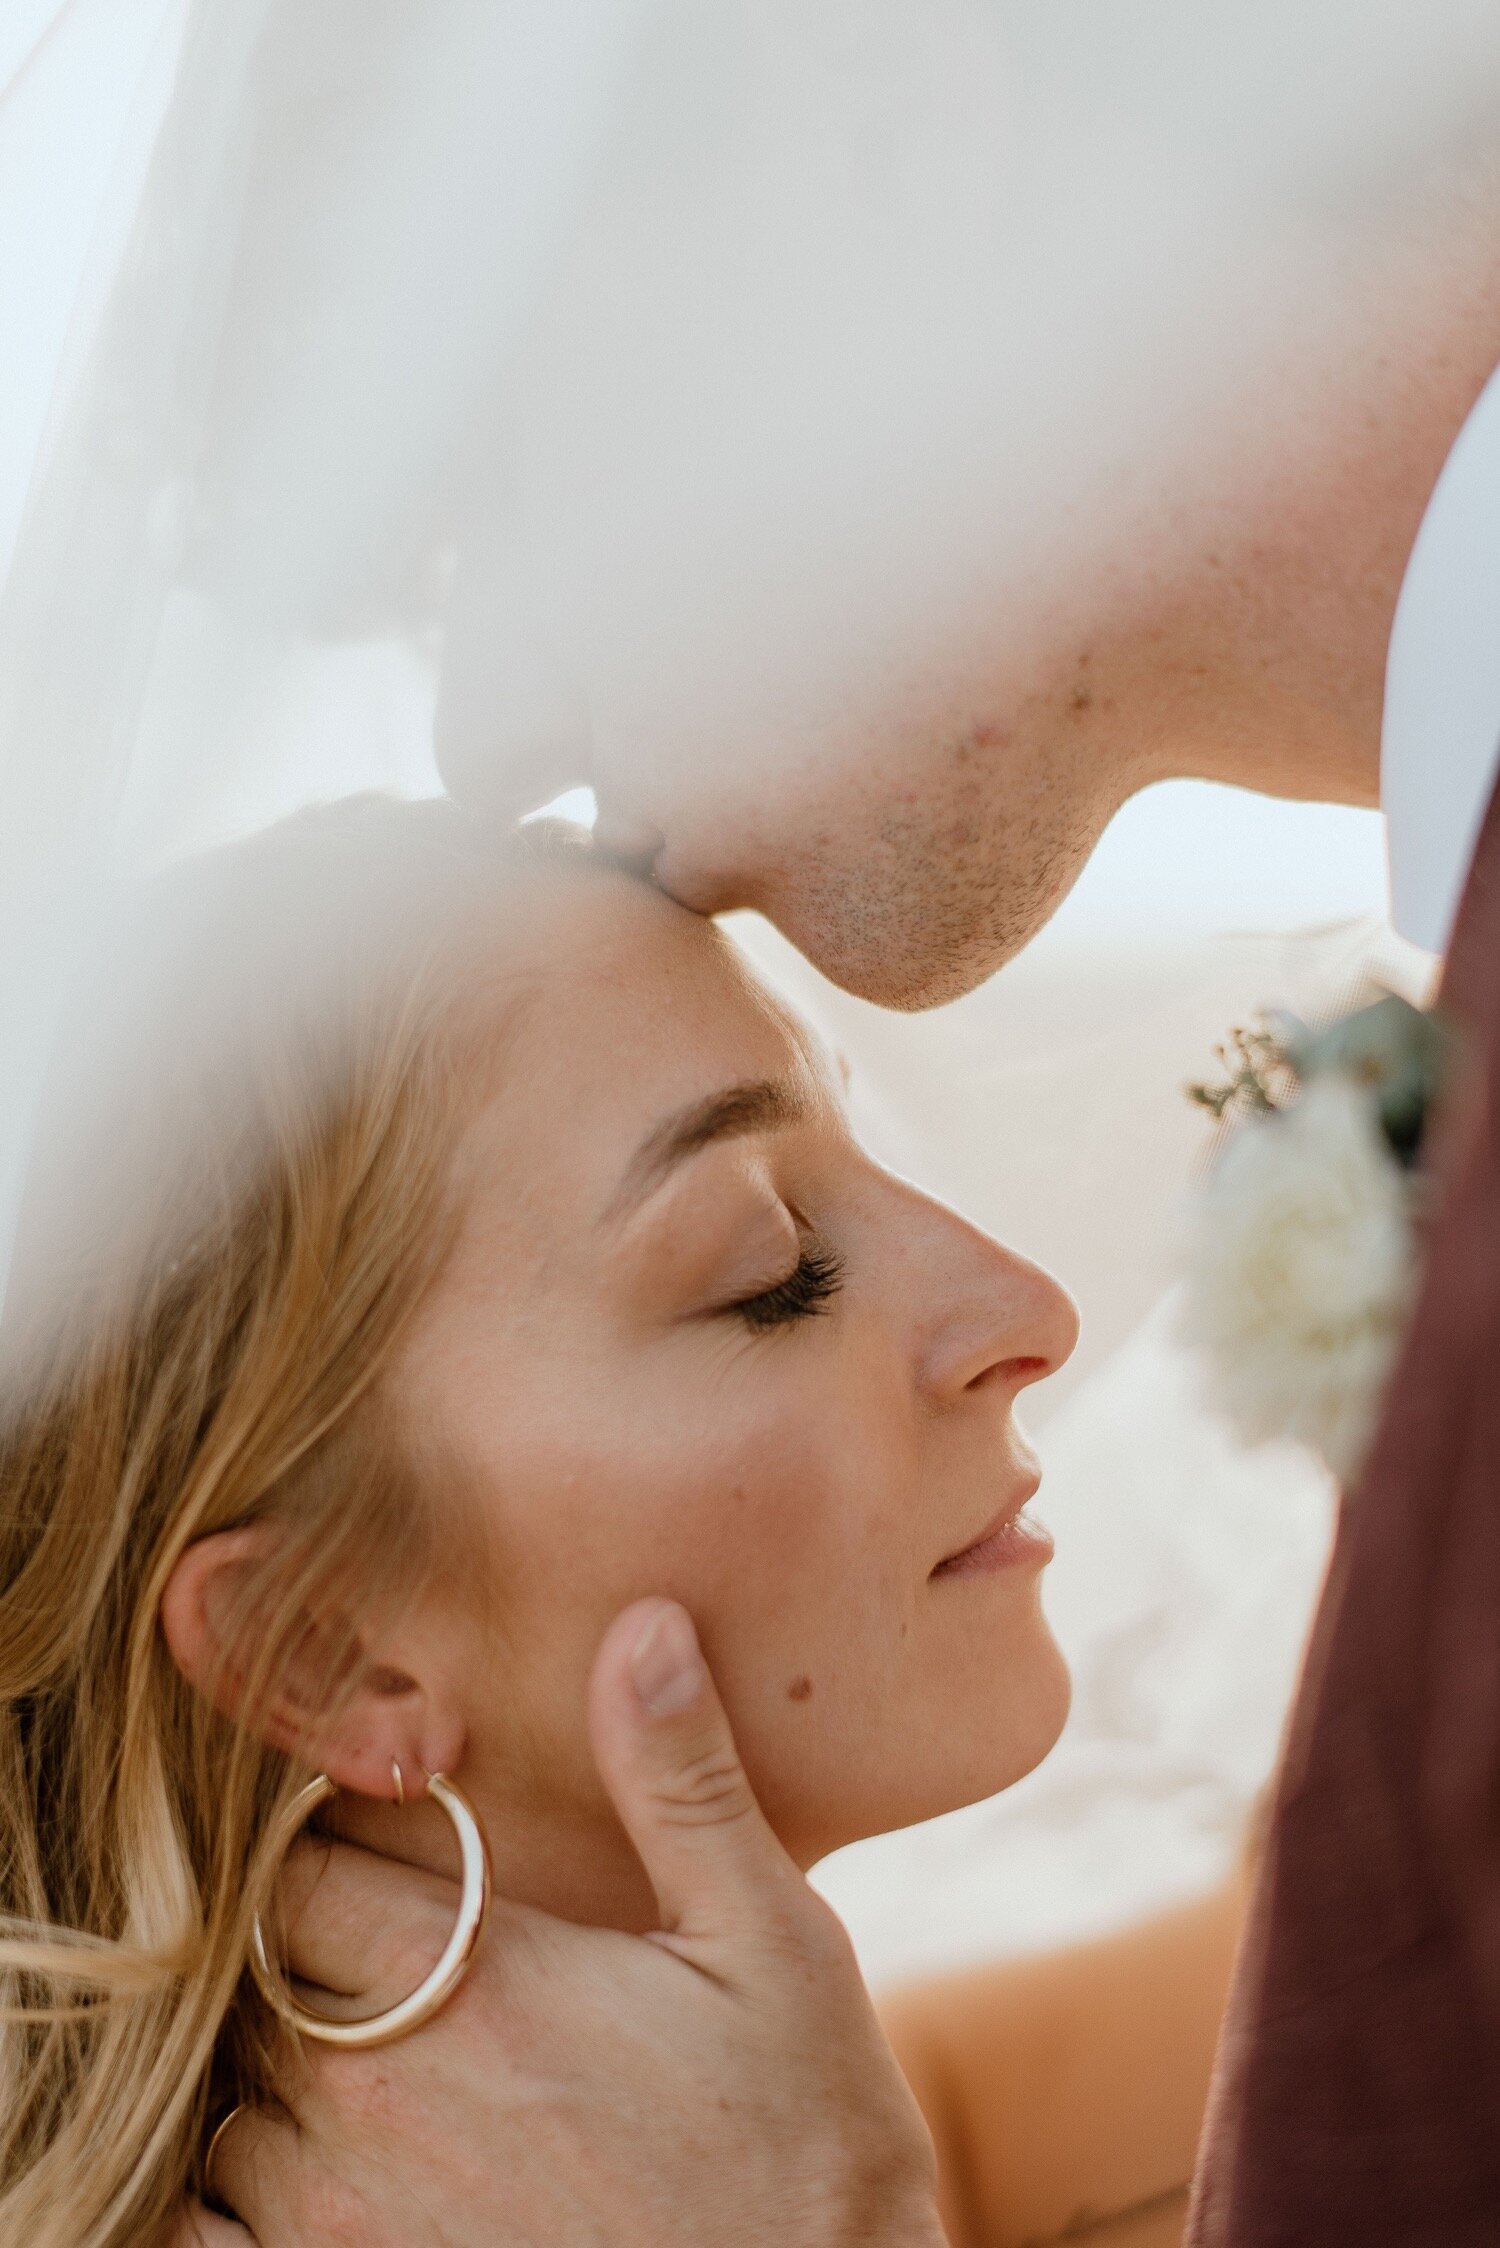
[[1146, 169, 1500, 810]]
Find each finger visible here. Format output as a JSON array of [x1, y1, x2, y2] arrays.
[[276, 1830, 553, 2031], [588, 1599, 804, 1945], [277, 1835, 461, 2011], [168, 2202, 256, 2247]]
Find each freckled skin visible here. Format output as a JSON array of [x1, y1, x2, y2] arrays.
[[352, 868, 1077, 1934]]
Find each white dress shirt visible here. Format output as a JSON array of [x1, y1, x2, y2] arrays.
[[1382, 360, 1500, 955]]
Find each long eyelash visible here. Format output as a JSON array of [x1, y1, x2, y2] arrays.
[[733, 1244, 846, 1332]]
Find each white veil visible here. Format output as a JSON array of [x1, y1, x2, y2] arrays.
[[12, 0, 1500, 887], [3, 0, 1499, 1961]]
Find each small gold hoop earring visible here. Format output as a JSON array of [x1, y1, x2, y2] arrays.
[[248, 1772, 490, 2048]]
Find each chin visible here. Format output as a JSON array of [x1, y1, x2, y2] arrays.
[[770, 891, 996, 1015], [937, 1631, 1073, 1817], [997, 1631, 1073, 1784], [799, 1636, 1074, 1864]]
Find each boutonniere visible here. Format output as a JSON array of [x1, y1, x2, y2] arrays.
[[1180, 991, 1453, 1485]]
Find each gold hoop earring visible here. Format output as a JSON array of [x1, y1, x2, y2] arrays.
[[248, 1772, 491, 2048]]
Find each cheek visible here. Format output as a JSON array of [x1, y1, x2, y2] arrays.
[[501, 1362, 921, 1651], [429, 1336, 1069, 1862], [457, 1353, 924, 1793]]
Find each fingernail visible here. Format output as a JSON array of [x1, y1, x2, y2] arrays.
[[630, 1603, 706, 1718]]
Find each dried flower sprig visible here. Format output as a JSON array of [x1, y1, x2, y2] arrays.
[[1187, 1020, 1297, 1124]]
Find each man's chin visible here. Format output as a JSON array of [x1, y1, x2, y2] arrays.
[[772, 912, 1008, 1013], [652, 838, 1019, 1011]]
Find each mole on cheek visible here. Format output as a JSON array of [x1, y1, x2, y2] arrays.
[[787, 1674, 814, 1702]]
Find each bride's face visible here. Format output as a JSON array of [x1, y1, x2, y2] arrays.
[[395, 866, 1077, 1881]]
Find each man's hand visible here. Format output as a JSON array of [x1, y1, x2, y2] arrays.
[[178, 1600, 943, 2247]]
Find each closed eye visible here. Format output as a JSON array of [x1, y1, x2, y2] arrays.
[[730, 1243, 845, 1332]]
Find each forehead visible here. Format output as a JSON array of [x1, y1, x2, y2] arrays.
[[450, 870, 816, 1219]]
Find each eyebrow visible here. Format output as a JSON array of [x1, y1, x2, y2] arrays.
[[605, 1078, 807, 1223]]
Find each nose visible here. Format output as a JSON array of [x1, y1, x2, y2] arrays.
[[904, 1192, 1079, 1410]]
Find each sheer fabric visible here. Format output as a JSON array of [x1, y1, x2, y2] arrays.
[[1, 0, 1497, 1956]]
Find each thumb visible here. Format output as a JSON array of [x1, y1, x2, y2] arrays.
[[588, 1599, 803, 1946]]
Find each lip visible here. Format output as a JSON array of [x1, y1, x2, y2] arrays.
[[930, 1481, 1051, 1581]]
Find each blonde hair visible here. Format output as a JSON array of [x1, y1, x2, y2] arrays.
[[0, 807, 518, 2244]]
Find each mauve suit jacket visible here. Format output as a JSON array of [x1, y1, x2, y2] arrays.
[[1188, 774, 1500, 2244]]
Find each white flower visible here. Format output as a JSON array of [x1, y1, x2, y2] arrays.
[[1181, 1075, 1416, 1484]]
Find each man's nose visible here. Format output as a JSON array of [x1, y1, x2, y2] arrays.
[[910, 1202, 1079, 1409]]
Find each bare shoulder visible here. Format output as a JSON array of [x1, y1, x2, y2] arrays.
[[878, 1874, 1248, 2248]]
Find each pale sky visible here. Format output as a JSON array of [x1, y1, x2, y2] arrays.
[[1045, 780, 1390, 946]]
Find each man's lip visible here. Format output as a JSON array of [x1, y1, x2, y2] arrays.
[[931, 1478, 1042, 1575]]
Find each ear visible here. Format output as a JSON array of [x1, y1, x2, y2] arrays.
[[159, 1527, 466, 1801]]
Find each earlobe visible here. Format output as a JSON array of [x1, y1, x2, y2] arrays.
[[159, 1528, 466, 1802], [302, 1667, 467, 1806]]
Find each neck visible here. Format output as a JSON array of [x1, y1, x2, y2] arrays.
[[1105, 166, 1500, 810], [336, 1781, 663, 1934]]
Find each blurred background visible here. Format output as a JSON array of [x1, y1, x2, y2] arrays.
[[0, 0, 1464, 1992]]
